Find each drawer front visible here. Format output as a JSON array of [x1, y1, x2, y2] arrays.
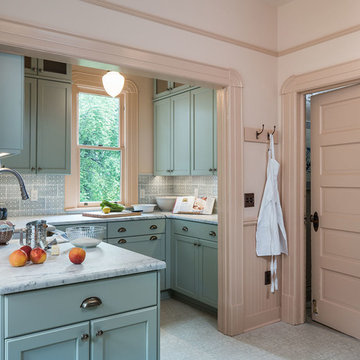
[[5, 272, 157, 338], [173, 220, 217, 241], [108, 234, 165, 261], [108, 219, 165, 238]]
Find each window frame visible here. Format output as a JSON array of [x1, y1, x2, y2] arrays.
[[65, 67, 139, 210]]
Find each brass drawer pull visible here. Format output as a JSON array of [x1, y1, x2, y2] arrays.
[[150, 224, 158, 230], [96, 330, 104, 337], [118, 227, 127, 233], [81, 333, 89, 341], [118, 239, 127, 244], [182, 226, 188, 232], [209, 231, 217, 237], [150, 236, 158, 241], [80, 296, 102, 309]]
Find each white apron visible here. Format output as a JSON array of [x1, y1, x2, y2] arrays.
[[256, 134, 288, 293]]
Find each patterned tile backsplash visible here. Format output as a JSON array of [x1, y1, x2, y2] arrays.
[[0, 174, 65, 217], [0, 173, 217, 217]]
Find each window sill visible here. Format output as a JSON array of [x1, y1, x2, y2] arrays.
[[64, 207, 101, 214]]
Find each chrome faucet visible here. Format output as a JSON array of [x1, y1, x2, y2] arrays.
[[0, 167, 29, 200]]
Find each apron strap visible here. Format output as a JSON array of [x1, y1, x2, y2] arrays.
[[269, 134, 275, 160]]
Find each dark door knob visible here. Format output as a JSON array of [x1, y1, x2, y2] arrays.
[[310, 212, 319, 232]]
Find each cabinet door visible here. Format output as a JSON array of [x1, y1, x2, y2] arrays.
[[198, 239, 218, 308], [172, 234, 197, 298], [2, 77, 37, 172], [171, 92, 191, 175], [24, 56, 37, 76], [190, 88, 215, 175], [38, 59, 72, 81], [91, 307, 157, 360], [37, 79, 71, 174], [5, 322, 89, 360], [154, 98, 171, 175]]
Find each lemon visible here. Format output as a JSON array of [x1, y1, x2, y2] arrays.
[[102, 206, 111, 214]]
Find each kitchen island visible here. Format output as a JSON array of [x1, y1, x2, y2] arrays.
[[0, 241, 165, 360]]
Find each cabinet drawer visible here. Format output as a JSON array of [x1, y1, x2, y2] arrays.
[[4, 272, 157, 338], [108, 234, 165, 261], [173, 220, 217, 241], [108, 219, 165, 238]]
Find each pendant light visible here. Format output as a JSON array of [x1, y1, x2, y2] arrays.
[[102, 71, 125, 97]]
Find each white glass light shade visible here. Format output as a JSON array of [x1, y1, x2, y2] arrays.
[[102, 71, 125, 97]]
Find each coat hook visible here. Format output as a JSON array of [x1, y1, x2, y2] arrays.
[[256, 124, 264, 139], [267, 126, 276, 140]]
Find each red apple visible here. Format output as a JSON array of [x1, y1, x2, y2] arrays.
[[20, 245, 32, 261], [9, 249, 27, 267], [30, 248, 47, 264], [69, 247, 86, 264]]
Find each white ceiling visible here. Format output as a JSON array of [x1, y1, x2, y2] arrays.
[[261, 0, 295, 7]]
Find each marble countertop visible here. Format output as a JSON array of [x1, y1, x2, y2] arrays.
[[0, 241, 166, 295], [8, 212, 218, 230]]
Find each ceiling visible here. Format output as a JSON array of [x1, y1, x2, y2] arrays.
[[261, 0, 295, 7]]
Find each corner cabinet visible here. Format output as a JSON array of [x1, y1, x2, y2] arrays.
[[3, 77, 71, 174], [154, 87, 217, 176], [171, 220, 218, 308], [3, 272, 160, 360]]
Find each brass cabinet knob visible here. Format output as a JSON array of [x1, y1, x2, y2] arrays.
[[118, 239, 127, 244], [81, 333, 89, 341], [209, 231, 216, 237], [150, 224, 158, 230], [118, 227, 126, 233], [150, 236, 158, 241], [80, 296, 102, 309], [96, 330, 104, 337], [182, 226, 188, 232]]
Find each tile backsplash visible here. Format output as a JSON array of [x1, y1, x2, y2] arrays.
[[138, 175, 218, 211], [0, 173, 217, 217], [0, 174, 65, 217]]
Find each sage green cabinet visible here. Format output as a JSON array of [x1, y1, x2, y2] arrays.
[[154, 87, 217, 176], [5, 322, 89, 360], [172, 220, 218, 308], [24, 56, 72, 81], [190, 88, 217, 176], [154, 92, 191, 176], [153, 79, 190, 99], [3, 78, 71, 174], [0, 53, 24, 158]]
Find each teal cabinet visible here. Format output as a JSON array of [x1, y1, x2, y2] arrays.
[[190, 88, 217, 176], [153, 87, 216, 176], [154, 93, 191, 176], [153, 79, 190, 99], [91, 307, 157, 360], [172, 220, 218, 308], [0, 53, 24, 158], [3, 78, 71, 174], [5, 322, 89, 360]]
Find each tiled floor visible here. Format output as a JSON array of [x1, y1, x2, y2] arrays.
[[160, 299, 360, 360]]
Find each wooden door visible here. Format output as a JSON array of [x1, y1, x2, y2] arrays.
[[171, 92, 191, 175], [2, 77, 37, 172], [190, 88, 215, 175], [311, 85, 360, 339], [172, 234, 197, 298], [154, 98, 171, 175], [37, 79, 71, 174], [5, 322, 89, 360], [198, 239, 218, 308], [91, 307, 157, 360]]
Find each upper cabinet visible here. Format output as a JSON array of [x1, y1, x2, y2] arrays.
[[153, 79, 191, 99], [154, 87, 217, 176], [24, 56, 72, 81], [0, 53, 24, 159], [3, 59, 72, 174]]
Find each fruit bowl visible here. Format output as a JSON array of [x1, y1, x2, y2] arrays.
[[66, 226, 106, 248]]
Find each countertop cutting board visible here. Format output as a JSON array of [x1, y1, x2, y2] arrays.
[[82, 211, 142, 218]]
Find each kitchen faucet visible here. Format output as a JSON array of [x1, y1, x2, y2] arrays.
[[0, 167, 29, 200]]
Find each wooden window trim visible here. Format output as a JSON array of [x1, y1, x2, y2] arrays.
[[65, 67, 139, 209]]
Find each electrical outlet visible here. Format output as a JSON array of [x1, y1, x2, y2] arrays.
[[244, 193, 255, 208], [31, 189, 38, 202], [140, 188, 145, 199], [265, 270, 271, 285]]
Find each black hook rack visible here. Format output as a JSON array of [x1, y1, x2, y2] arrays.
[[267, 126, 276, 140], [256, 124, 264, 139]]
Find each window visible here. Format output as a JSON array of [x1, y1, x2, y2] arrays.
[[78, 92, 123, 204], [65, 66, 139, 210]]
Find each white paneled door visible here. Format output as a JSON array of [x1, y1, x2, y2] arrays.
[[311, 84, 360, 339]]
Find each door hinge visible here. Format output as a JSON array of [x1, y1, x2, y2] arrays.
[[312, 299, 318, 314]]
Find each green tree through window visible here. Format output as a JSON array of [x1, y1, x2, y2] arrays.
[[78, 93, 122, 203]]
